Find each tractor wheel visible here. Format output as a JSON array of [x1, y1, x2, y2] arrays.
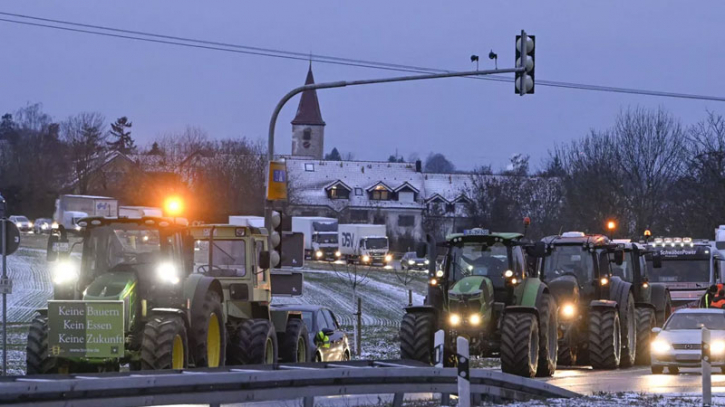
[[620, 293, 637, 368], [500, 312, 539, 378], [656, 291, 673, 327], [279, 318, 310, 363], [536, 293, 557, 377], [141, 315, 188, 370], [190, 290, 226, 368], [399, 312, 435, 364], [558, 325, 577, 366], [588, 307, 621, 369], [634, 307, 656, 366], [227, 319, 278, 365], [651, 365, 664, 374], [26, 314, 62, 374]]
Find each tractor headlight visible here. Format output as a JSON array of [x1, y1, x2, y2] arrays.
[[504, 270, 514, 278], [436, 270, 444, 277], [469, 314, 481, 325], [385, 254, 393, 262], [362, 255, 370, 263], [712, 340, 725, 355], [335, 251, 341, 258], [449, 314, 461, 326], [75, 225, 81, 231], [51, 222, 58, 229], [408, 260, 416, 265], [424, 259, 430, 265], [600, 277, 609, 286], [561, 304, 576, 318], [315, 250, 323, 259], [157, 262, 180, 284], [51, 260, 79, 285], [651, 339, 671, 354]]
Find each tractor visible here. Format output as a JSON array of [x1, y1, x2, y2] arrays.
[[540, 232, 637, 369], [399, 228, 557, 378], [26, 217, 306, 374]]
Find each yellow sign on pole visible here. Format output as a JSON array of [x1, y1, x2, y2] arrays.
[[267, 160, 288, 201]]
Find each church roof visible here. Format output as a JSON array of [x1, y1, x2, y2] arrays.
[[291, 66, 326, 126]]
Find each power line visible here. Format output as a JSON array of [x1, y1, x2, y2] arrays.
[[1, 12, 724, 103]]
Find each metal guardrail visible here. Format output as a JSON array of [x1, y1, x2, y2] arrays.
[[0, 360, 579, 407]]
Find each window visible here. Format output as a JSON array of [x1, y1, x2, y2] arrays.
[[305, 163, 315, 172], [303, 128, 312, 141], [398, 215, 415, 227], [512, 246, 525, 276], [316, 311, 330, 330], [323, 310, 339, 329], [350, 210, 368, 222], [398, 191, 415, 202], [371, 190, 389, 200], [328, 186, 350, 200], [194, 239, 247, 277], [354, 188, 363, 196], [373, 214, 385, 224]]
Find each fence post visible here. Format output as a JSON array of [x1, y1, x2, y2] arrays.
[[457, 336, 471, 407], [356, 297, 362, 356], [703, 326, 712, 407], [434, 330, 450, 406]]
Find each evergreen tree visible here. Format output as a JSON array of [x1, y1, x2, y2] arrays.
[[148, 141, 163, 155], [324, 147, 342, 161], [107, 116, 136, 154]]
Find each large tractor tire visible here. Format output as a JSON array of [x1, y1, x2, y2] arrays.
[[634, 307, 656, 366], [26, 314, 63, 374], [141, 315, 189, 370], [190, 290, 226, 368], [279, 318, 310, 363], [619, 293, 637, 368], [501, 312, 539, 378], [557, 325, 578, 366], [536, 293, 558, 377], [588, 307, 621, 369], [399, 312, 435, 364], [227, 319, 278, 365]]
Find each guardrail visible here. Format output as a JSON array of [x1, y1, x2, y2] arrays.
[[0, 360, 579, 407]]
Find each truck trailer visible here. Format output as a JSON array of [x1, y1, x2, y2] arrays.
[[119, 206, 163, 218], [291, 217, 339, 260], [338, 224, 391, 265], [53, 195, 118, 233]]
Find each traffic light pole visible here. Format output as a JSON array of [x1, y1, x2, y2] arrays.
[[264, 66, 524, 250]]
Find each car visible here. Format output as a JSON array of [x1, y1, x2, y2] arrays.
[[650, 308, 725, 374], [33, 218, 53, 234], [271, 304, 350, 362], [400, 251, 429, 271], [9, 215, 33, 232]]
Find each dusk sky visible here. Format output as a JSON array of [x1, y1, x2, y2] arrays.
[[0, 1, 723, 171]]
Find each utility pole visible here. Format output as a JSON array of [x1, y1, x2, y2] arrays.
[[264, 32, 534, 248]]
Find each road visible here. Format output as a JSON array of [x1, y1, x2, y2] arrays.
[[543, 365, 725, 395]]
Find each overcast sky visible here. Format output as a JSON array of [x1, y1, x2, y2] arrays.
[[0, 1, 723, 171]]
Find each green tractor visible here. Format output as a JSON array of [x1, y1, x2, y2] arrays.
[[399, 229, 557, 378], [26, 217, 306, 374]]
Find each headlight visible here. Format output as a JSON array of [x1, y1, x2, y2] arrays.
[[315, 250, 323, 258], [503, 270, 514, 278], [561, 304, 576, 318], [424, 259, 430, 265], [362, 255, 370, 263], [511, 278, 518, 284], [51, 222, 58, 229], [712, 340, 725, 355], [51, 260, 79, 285], [651, 339, 671, 354], [449, 314, 461, 326], [600, 277, 609, 286], [157, 262, 180, 284], [429, 278, 437, 286], [41, 224, 48, 229], [385, 254, 392, 262], [335, 251, 341, 257], [436, 270, 444, 277], [29, 222, 34, 228], [408, 260, 415, 265], [469, 314, 481, 325], [75, 225, 81, 231]]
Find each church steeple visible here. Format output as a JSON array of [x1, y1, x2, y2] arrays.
[[291, 65, 326, 126], [291, 65, 326, 159]]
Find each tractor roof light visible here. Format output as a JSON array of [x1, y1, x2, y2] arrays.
[[164, 196, 184, 217]]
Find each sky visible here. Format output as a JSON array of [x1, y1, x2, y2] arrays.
[[0, 1, 723, 171]]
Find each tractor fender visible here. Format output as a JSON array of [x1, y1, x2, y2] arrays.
[[589, 300, 618, 310], [150, 307, 191, 330], [609, 277, 634, 318], [515, 277, 548, 309], [405, 305, 437, 316], [184, 274, 224, 324], [503, 305, 539, 319], [650, 283, 670, 315]]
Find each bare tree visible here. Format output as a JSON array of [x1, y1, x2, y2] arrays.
[[330, 253, 373, 356], [62, 112, 106, 194]]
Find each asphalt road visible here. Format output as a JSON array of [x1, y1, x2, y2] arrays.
[[543, 365, 725, 395]]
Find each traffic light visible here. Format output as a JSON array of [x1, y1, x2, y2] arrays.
[[270, 210, 282, 269], [515, 31, 535, 95]]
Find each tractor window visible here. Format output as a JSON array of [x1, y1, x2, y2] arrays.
[[194, 240, 246, 277], [512, 247, 525, 276], [610, 252, 635, 282], [255, 239, 266, 283], [83, 224, 165, 280], [543, 245, 594, 282], [448, 243, 509, 283]]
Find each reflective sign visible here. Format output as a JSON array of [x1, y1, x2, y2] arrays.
[[267, 161, 288, 201]]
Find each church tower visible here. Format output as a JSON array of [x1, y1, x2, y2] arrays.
[[291, 65, 326, 159]]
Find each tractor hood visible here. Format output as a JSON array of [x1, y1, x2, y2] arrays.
[[447, 276, 492, 313], [547, 275, 580, 305], [83, 271, 138, 331]]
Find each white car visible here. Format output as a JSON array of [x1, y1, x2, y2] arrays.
[[650, 308, 725, 374]]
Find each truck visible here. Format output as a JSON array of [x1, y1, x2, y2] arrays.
[[119, 206, 163, 218], [645, 237, 724, 310], [229, 216, 265, 228], [53, 195, 118, 233], [292, 217, 339, 261], [338, 224, 391, 266]]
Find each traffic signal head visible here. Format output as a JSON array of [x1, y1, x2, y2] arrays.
[[515, 32, 535, 95], [269, 210, 282, 268]]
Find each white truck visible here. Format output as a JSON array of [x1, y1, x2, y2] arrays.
[[119, 206, 163, 218], [292, 216, 339, 260], [229, 215, 265, 228], [53, 195, 118, 233], [338, 224, 391, 266]]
